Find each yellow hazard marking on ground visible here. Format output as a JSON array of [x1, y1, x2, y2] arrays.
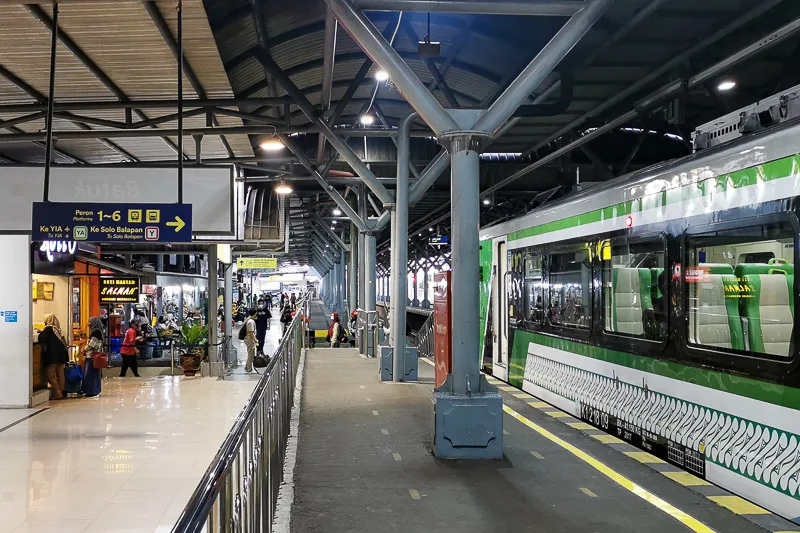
[[545, 411, 571, 419], [624, 451, 666, 464], [592, 434, 624, 444], [528, 401, 550, 408], [314, 330, 328, 338], [567, 422, 595, 430], [580, 487, 598, 498], [372, 410, 379, 416], [503, 405, 716, 533], [513, 393, 530, 399], [530, 451, 545, 460], [499, 386, 517, 392], [662, 472, 711, 487], [421, 358, 434, 366], [393, 453, 402, 462], [707, 496, 769, 515], [409, 489, 421, 500]]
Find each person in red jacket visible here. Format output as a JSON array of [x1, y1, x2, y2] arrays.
[[120, 321, 141, 378]]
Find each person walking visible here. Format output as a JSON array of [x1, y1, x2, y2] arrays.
[[255, 298, 272, 355], [120, 321, 141, 377], [39, 314, 69, 400], [244, 309, 258, 373], [82, 316, 104, 397], [290, 292, 297, 310], [279, 303, 293, 336], [328, 312, 343, 347]]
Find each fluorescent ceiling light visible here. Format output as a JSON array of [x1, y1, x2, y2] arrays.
[[259, 139, 284, 151], [333, 208, 342, 216], [717, 79, 736, 92], [360, 114, 375, 126], [274, 181, 293, 195]]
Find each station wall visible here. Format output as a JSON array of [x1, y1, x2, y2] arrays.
[[0, 234, 32, 408]]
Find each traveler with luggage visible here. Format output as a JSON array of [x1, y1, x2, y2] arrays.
[[82, 316, 105, 397], [39, 314, 69, 400]]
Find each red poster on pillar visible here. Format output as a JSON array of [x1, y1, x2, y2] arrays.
[[433, 271, 451, 388]]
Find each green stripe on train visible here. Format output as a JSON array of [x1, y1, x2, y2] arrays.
[[507, 329, 800, 408], [508, 153, 800, 242]]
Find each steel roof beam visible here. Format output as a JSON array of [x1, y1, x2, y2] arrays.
[[25, 4, 185, 158], [352, 0, 584, 15], [482, 13, 800, 196], [144, 1, 234, 158], [524, 0, 787, 156], [312, 214, 351, 252], [318, 7, 338, 164], [373, 103, 420, 178], [0, 98, 291, 114]]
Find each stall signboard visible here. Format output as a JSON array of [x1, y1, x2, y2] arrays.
[[32, 202, 192, 243], [99, 277, 140, 304], [236, 257, 277, 270]]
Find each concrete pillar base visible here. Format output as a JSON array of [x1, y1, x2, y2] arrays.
[[379, 346, 418, 382], [433, 375, 504, 459]]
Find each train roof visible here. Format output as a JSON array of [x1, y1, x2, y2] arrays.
[[479, 117, 800, 242]]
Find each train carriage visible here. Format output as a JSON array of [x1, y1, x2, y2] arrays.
[[479, 116, 800, 520]]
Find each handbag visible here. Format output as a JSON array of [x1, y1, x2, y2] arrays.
[[93, 352, 109, 369], [253, 355, 268, 368]]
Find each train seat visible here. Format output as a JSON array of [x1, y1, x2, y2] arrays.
[[737, 264, 794, 356], [611, 267, 653, 335], [690, 264, 744, 350]]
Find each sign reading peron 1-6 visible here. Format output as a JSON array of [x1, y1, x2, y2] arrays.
[[32, 202, 192, 243]]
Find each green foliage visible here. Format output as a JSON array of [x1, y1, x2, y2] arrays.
[[181, 322, 209, 346]]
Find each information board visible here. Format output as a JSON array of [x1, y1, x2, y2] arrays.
[[32, 202, 192, 243], [237, 257, 277, 270], [99, 277, 140, 304], [429, 235, 449, 246]]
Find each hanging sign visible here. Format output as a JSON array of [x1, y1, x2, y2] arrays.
[[99, 277, 141, 304], [32, 202, 192, 243], [236, 257, 277, 270], [429, 235, 449, 246]]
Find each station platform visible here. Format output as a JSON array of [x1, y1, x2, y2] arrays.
[[0, 316, 283, 533], [289, 348, 799, 533]]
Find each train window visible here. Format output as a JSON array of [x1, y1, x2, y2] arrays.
[[687, 221, 795, 358], [508, 249, 526, 329], [524, 250, 545, 328], [601, 237, 666, 341], [549, 249, 592, 330]]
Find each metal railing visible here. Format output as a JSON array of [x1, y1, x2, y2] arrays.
[[171, 298, 308, 533], [415, 312, 435, 358]]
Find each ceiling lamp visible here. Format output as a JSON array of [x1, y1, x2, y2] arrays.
[[333, 208, 342, 216], [360, 114, 375, 126], [259, 138, 285, 151], [717, 79, 736, 92], [274, 181, 293, 195], [482, 198, 491, 205], [375, 70, 389, 82]]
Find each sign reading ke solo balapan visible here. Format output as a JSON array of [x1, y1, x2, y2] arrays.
[[32, 202, 192, 243], [100, 278, 140, 304]]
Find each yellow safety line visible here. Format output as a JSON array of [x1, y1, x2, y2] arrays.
[[504, 405, 716, 533]]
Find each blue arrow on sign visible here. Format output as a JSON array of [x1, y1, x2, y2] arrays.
[[32, 202, 193, 243]]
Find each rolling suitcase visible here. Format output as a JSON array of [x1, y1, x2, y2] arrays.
[[64, 361, 83, 395]]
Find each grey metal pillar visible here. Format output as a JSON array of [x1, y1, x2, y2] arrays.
[[391, 113, 413, 380], [358, 230, 366, 311], [224, 262, 234, 368], [339, 252, 347, 315], [448, 135, 481, 394], [348, 222, 358, 315], [207, 246, 218, 369], [364, 230, 377, 357]]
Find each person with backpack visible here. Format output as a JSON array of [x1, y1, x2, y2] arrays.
[[279, 303, 293, 335], [240, 309, 258, 373], [255, 298, 272, 354], [327, 312, 346, 347], [39, 314, 69, 400]]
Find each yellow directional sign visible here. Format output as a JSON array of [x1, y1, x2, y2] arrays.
[[166, 216, 186, 232], [237, 257, 277, 270]]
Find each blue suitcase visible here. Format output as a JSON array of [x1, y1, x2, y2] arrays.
[[64, 362, 84, 394]]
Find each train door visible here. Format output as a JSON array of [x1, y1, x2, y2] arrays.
[[491, 237, 509, 381]]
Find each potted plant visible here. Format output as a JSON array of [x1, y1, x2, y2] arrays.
[[178, 322, 209, 377]]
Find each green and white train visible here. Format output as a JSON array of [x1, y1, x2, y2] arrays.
[[478, 117, 800, 520]]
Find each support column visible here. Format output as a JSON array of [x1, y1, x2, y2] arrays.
[[348, 222, 358, 315], [224, 262, 234, 368], [207, 246, 218, 371], [364, 230, 376, 357], [339, 252, 347, 316], [432, 132, 503, 459]]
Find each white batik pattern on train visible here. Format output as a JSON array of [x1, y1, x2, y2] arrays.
[[524, 352, 800, 501]]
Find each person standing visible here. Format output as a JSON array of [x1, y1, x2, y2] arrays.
[[244, 309, 258, 373], [290, 292, 297, 310], [82, 316, 104, 397], [39, 314, 69, 400], [255, 298, 272, 355], [120, 321, 141, 377], [328, 312, 343, 347]]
